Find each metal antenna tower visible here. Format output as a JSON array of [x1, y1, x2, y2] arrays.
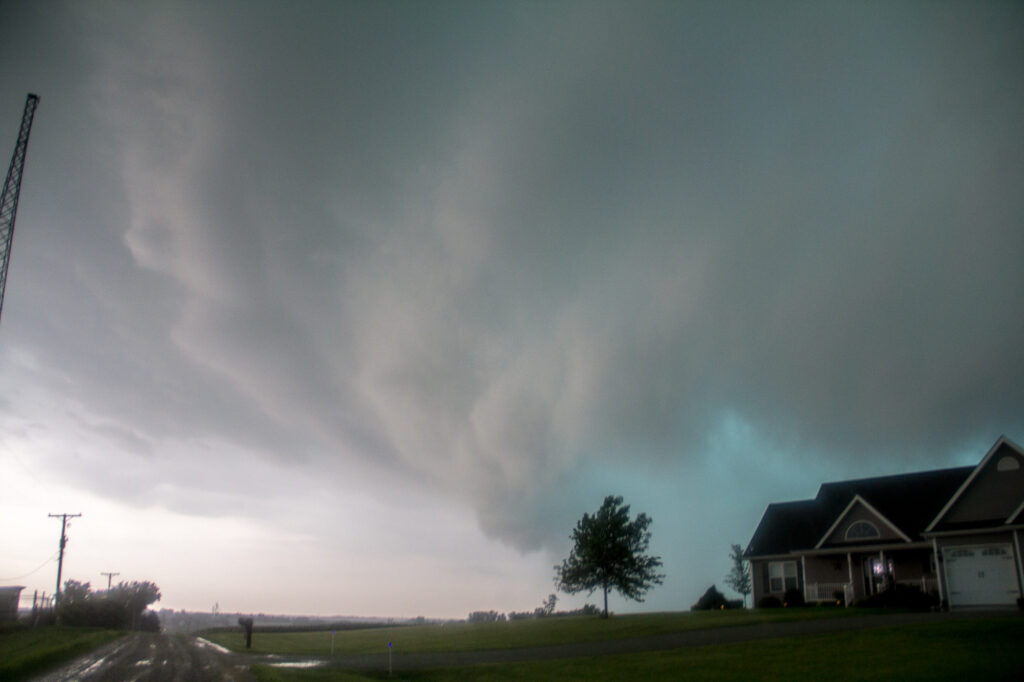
[[0, 93, 41, 323]]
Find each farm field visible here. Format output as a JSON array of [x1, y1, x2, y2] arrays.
[[203, 608, 871, 656], [246, 614, 1024, 681], [0, 625, 124, 680]]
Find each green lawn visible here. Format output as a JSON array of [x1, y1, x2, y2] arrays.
[[249, 616, 1024, 681], [204, 608, 867, 656], [0, 625, 124, 681]]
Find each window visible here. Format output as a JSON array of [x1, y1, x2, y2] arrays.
[[845, 521, 880, 540], [768, 561, 798, 593], [997, 456, 1020, 472]]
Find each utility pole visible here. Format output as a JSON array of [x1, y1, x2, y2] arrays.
[[48, 513, 81, 611], [101, 571, 120, 591]]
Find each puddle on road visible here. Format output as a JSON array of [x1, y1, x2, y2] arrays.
[[267, 661, 325, 669], [194, 637, 232, 655]]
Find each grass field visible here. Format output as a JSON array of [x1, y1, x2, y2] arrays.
[[0, 625, 124, 680], [248, 616, 1024, 681], [204, 608, 870, 656]]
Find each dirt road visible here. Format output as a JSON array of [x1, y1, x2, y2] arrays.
[[31, 633, 255, 682]]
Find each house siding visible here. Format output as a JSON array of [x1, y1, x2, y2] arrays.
[[803, 555, 849, 584], [943, 448, 1024, 524]]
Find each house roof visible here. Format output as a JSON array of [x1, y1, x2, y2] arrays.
[[745, 499, 824, 558], [745, 465, 973, 558]]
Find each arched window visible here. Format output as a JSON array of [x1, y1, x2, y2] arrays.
[[845, 520, 880, 540], [997, 456, 1020, 472]]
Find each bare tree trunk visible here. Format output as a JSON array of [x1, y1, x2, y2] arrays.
[[602, 583, 609, 618]]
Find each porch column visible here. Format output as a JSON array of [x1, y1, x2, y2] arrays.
[[1015, 531, 1024, 598], [801, 555, 807, 602], [846, 552, 854, 608], [932, 538, 946, 606]]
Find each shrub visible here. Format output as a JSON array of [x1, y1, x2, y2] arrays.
[[758, 595, 783, 608], [691, 585, 745, 611], [854, 584, 938, 610], [783, 588, 805, 607], [692, 585, 728, 611]]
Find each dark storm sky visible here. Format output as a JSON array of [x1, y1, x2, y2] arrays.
[[1, 1, 1021, 616]]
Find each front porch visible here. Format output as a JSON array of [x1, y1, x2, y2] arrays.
[[804, 577, 940, 605], [801, 547, 939, 605]]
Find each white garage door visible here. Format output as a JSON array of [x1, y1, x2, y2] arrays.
[[944, 545, 1020, 607]]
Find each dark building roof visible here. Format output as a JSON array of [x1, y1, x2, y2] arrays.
[[746, 466, 973, 557]]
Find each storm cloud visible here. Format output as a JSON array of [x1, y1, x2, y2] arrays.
[[1, 1, 1022, 614]]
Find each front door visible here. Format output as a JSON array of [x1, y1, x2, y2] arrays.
[[863, 556, 894, 595]]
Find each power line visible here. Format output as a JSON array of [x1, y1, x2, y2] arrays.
[[0, 551, 58, 581]]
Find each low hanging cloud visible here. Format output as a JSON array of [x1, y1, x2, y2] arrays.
[[7, 1, 1022, 554]]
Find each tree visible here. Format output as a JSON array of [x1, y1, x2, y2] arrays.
[[57, 579, 161, 630], [58, 580, 94, 625], [109, 581, 162, 630], [724, 544, 751, 607], [554, 495, 665, 618], [542, 593, 557, 616]]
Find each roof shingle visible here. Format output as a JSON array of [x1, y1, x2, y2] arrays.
[[746, 466, 973, 557]]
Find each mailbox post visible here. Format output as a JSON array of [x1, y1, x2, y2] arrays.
[[238, 617, 254, 649]]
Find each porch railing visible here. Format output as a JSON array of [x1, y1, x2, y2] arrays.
[[805, 577, 938, 606], [804, 582, 853, 605], [896, 577, 938, 594]]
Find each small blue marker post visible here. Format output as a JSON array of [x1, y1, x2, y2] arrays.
[[387, 641, 393, 676], [331, 630, 336, 656]]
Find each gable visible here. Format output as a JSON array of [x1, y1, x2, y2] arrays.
[[816, 495, 910, 548], [928, 437, 1024, 531]]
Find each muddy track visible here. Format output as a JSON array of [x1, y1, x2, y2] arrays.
[[31, 633, 255, 682]]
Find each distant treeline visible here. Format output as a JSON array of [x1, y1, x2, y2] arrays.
[[469, 604, 601, 623]]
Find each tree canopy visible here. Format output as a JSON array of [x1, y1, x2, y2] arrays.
[[58, 580, 161, 630], [554, 495, 665, 618], [724, 543, 751, 607]]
